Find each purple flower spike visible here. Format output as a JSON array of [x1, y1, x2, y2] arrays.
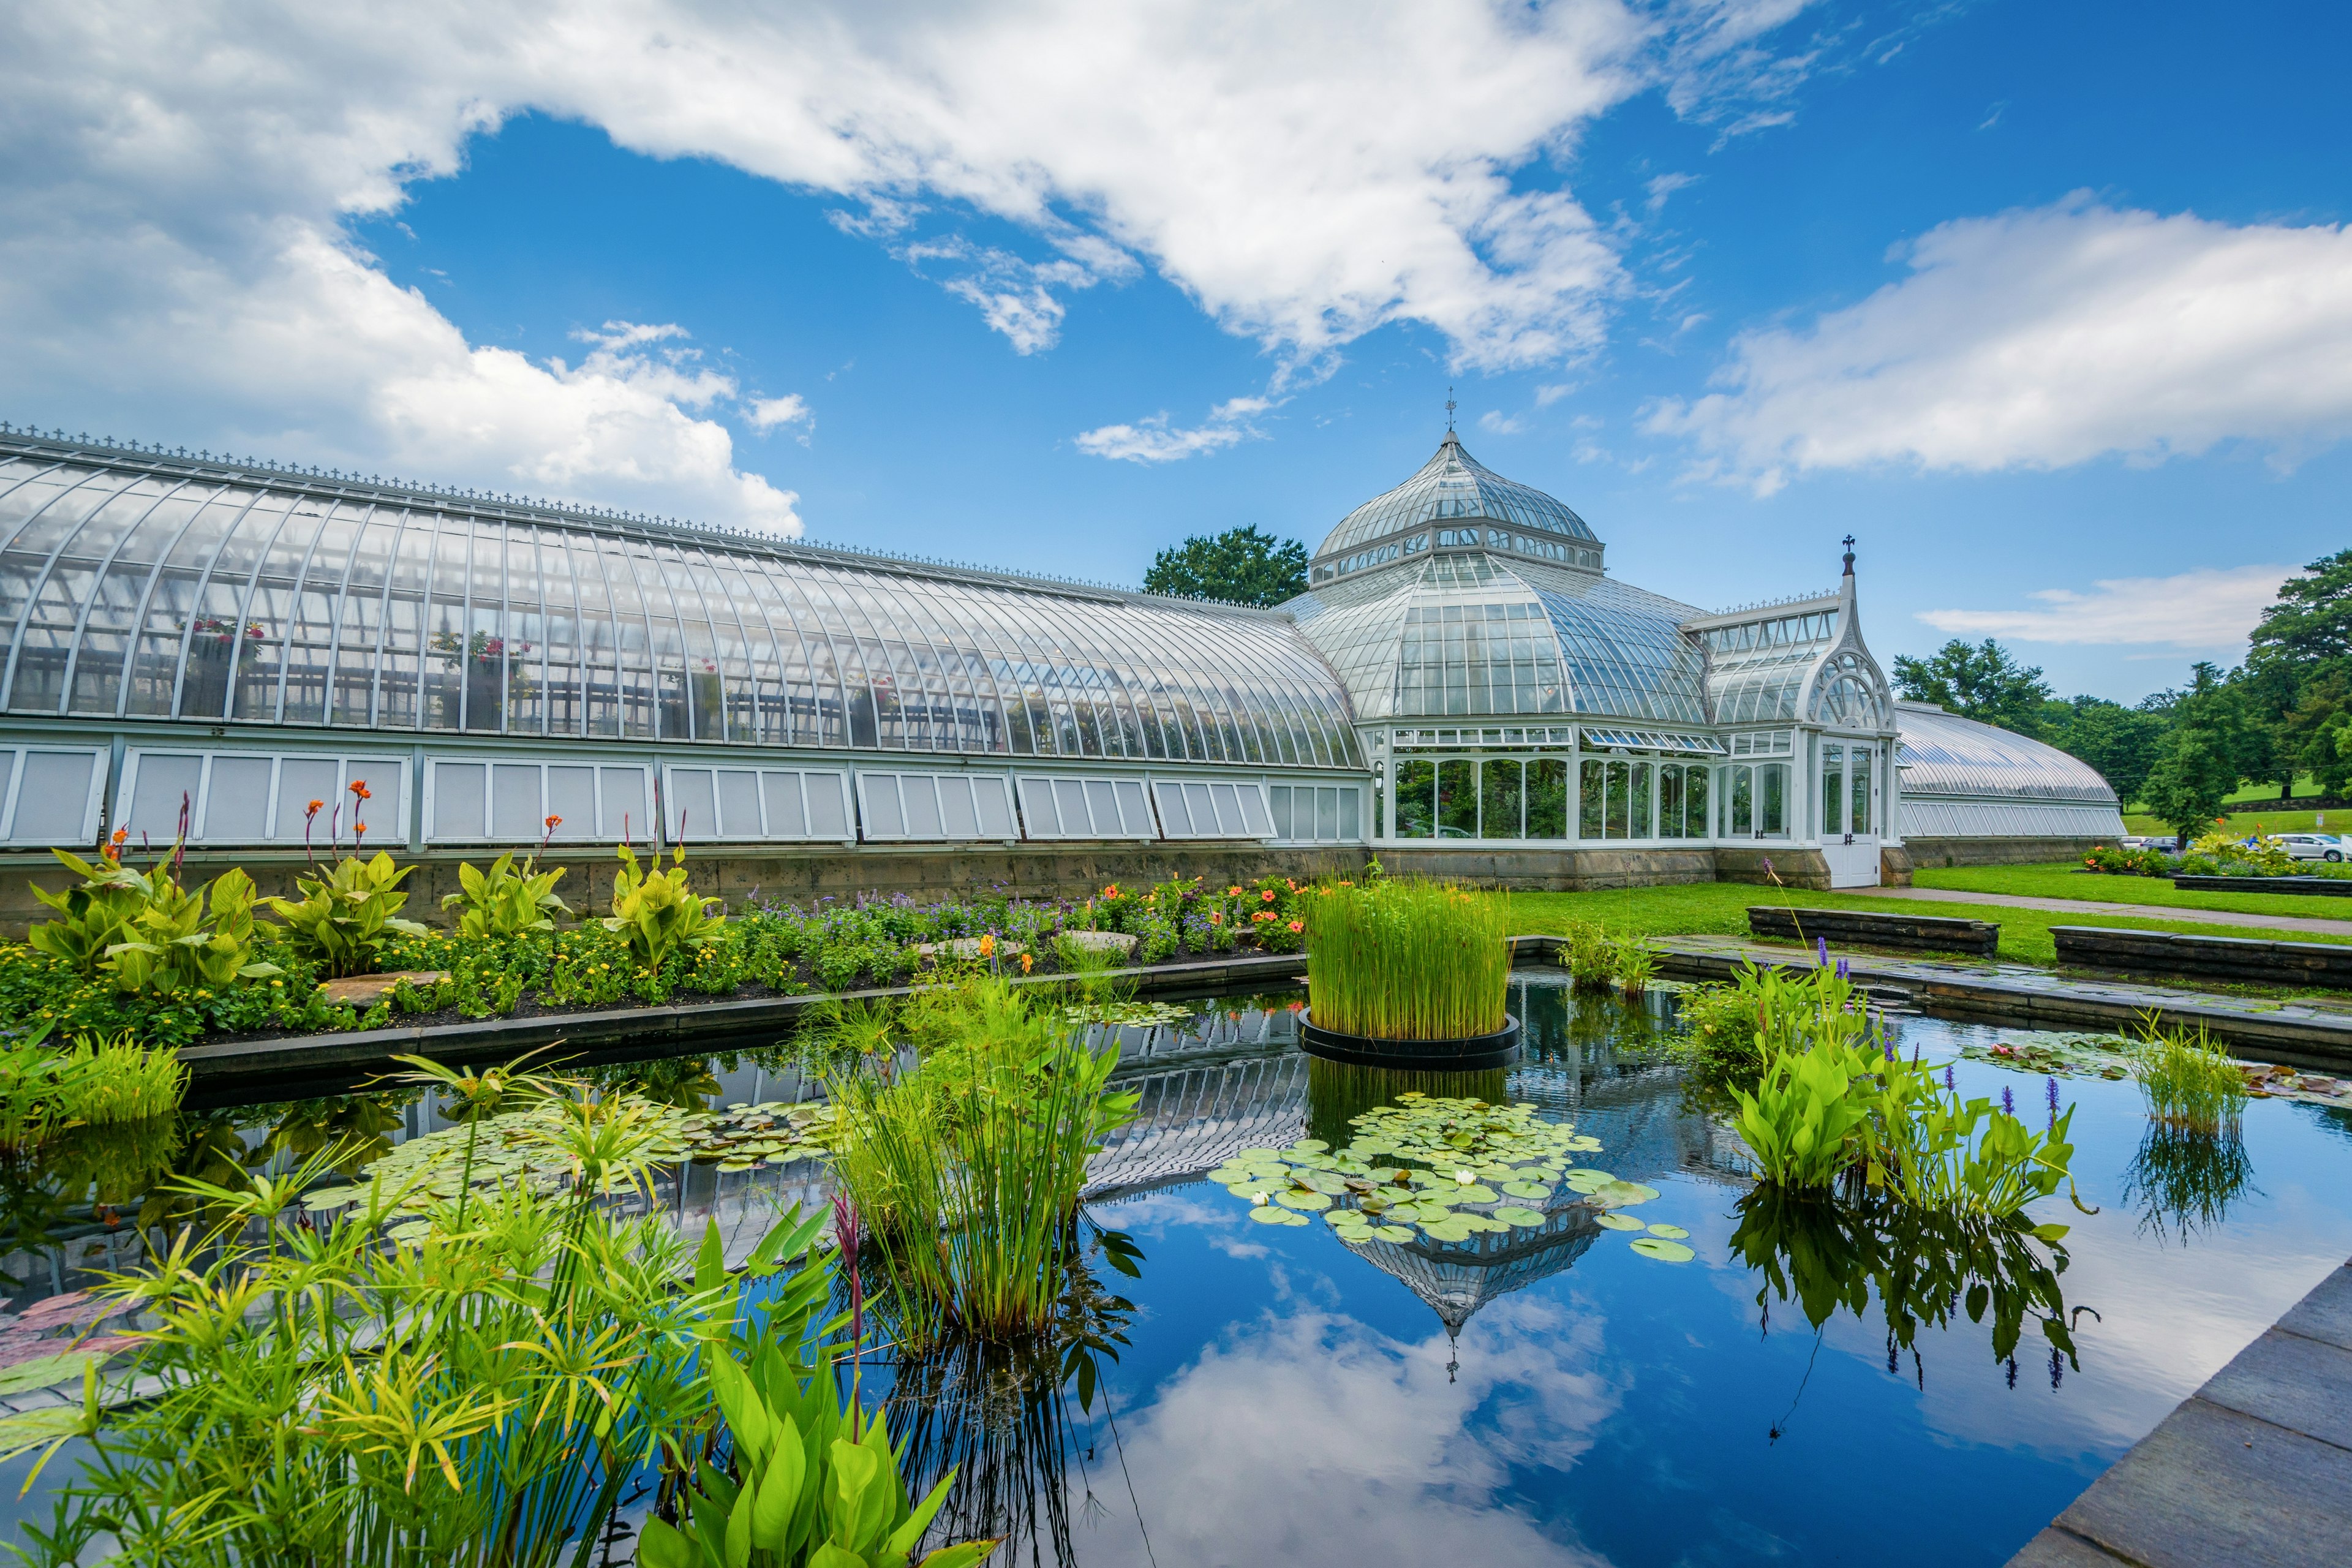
[[1943, 1064, 1957, 1092], [1762, 856, 1774, 875], [2002, 1084, 2016, 1117], [1836, 958, 1852, 982], [1816, 937, 1829, 967]]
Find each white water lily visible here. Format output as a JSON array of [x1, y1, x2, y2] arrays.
[[1252, 1191, 1269, 1205], [1455, 1170, 1474, 1185]]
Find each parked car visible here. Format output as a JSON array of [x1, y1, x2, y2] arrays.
[[2120, 835, 2178, 851], [2277, 833, 2345, 862]]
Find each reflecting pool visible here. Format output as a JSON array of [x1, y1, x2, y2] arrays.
[[6, 973, 2351, 1566]]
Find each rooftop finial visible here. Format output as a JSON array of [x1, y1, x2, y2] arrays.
[[1445, 386, 1456, 434], [1841, 534, 1856, 576]]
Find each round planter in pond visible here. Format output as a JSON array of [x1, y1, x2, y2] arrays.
[[1298, 1011, 1521, 1071]]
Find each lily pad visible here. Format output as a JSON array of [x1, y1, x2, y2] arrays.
[[1629, 1237, 1696, 1262], [1287, 1138, 1331, 1154], [1275, 1189, 1332, 1211], [0, 1351, 104, 1396], [1370, 1224, 1416, 1243], [1646, 1223, 1691, 1239], [1501, 1180, 1551, 1200], [302, 1187, 364, 1211], [1591, 1180, 1659, 1207], [1419, 1219, 1474, 1243], [1447, 1183, 1498, 1204], [1595, 1213, 1647, 1232], [1226, 1182, 1272, 1201], [1248, 1205, 1294, 1224], [1491, 1206, 1547, 1227]]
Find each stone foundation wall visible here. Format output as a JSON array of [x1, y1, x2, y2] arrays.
[[1901, 835, 2111, 869], [1374, 845, 1719, 891], [1879, 843, 1916, 887]]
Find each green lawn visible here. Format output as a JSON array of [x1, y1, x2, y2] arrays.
[[2124, 808, 2345, 836], [1913, 861, 2352, 919], [1503, 882, 2352, 967]]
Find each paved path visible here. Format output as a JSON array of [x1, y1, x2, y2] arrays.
[[1871, 883, 2352, 938], [2007, 1257, 2352, 1567]]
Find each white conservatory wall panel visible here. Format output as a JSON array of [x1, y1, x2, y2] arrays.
[[1153, 778, 1274, 840], [1268, 784, 1362, 843], [0, 745, 107, 847], [428, 757, 649, 845], [115, 748, 408, 847], [1017, 774, 1156, 840], [660, 764, 853, 843], [856, 772, 1017, 843]]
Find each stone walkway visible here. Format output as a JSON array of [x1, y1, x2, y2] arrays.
[[1637, 933, 2352, 1066], [1871, 883, 2352, 938], [2007, 1257, 2352, 1568]]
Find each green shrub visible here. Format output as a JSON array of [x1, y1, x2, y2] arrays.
[[263, 851, 431, 978], [2082, 842, 2166, 875], [1559, 920, 1615, 990], [1303, 879, 1509, 1040]]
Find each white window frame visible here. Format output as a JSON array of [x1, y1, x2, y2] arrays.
[[661, 764, 854, 844], [854, 771, 1017, 843], [1016, 774, 1158, 841], [425, 756, 651, 846], [1, 744, 109, 848], [1267, 782, 1364, 844], [1152, 777, 1275, 840], [114, 747, 410, 848]]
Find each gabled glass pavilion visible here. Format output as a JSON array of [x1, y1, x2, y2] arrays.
[[0, 424, 2118, 876]]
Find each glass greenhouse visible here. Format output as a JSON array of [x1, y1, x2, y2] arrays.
[[0, 425, 2118, 875]]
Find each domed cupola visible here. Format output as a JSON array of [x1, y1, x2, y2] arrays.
[[1308, 431, 1604, 586]]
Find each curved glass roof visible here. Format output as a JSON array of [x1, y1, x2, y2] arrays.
[[1894, 701, 2117, 804], [1288, 554, 1708, 725], [0, 439, 1361, 769], [1316, 433, 1599, 562]]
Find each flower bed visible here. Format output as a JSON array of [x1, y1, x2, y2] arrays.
[[1, 861, 1328, 1048]]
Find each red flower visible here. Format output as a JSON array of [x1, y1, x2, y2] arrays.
[[349, 780, 372, 801]]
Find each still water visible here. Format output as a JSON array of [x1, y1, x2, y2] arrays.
[[6, 973, 2350, 1566]]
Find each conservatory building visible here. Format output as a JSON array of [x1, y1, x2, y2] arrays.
[[0, 424, 2117, 919]]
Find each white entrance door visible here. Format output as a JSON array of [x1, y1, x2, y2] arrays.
[[1819, 741, 1880, 888]]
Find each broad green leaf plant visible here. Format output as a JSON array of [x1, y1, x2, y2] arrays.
[[262, 851, 431, 978], [442, 851, 573, 941], [606, 843, 726, 970]]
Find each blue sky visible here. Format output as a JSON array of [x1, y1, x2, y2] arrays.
[[6, 1, 2348, 703]]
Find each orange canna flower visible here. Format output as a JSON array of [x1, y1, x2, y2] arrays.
[[305, 799, 324, 816], [353, 821, 369, 834], [111, 827, 129, 845], [545, 813, 562, 829], [1019, 951, 1034, 973], [349, 780, 372, 801]]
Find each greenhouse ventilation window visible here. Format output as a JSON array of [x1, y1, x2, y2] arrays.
[[662, 766, 853, 843], [1269, 784, 1360, 843], [855, 771, 1017, 842], [428, 758, 650, 845], [115, 748, 407, 848], [1, 745, 108, 848], [1016, 775, 1156, 840], [1153, 779, 1274, 839]]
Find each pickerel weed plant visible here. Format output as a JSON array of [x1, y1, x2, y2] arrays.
[[1303, 878, 1509, 1040], [263, 850, 431, 978]]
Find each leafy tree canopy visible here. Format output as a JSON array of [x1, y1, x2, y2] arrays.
[[2035, 695, 2168, 806], [1142, 526, 1309, 607], [1891, 639, 2055, 735], [2248, 549, 2352, 667]]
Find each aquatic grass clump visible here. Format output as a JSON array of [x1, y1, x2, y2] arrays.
[[0, 1029, 186, 1150], [1303, 879, 1509, 1040], [831, 980, 1139, 1348], [2128, 1018, 2248, 1134]]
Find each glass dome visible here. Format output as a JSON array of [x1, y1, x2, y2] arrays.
[[1315, 432, 1600, 563], [0, 436, 1361, 770]]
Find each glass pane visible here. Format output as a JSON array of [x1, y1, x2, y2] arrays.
[[1180, 782, 1216, 835], [1394, 759, 1435, 839], [601, 767, 653, 841], [1316, 786, 1340, 840], [432, 762, 486, 840], [1659, 764, 1684, 840], [547, 766, 597, 840], [203, 756, 273, 841], [274, 757, 338, 843], [804, 772, 848, 839], [976, 778, 1013, 837], [1479, 758, 1521, 839], [1052, 779, 1089, 834], [763, 771, 808, 839], [1760, 763, 1788, 836], [1207, 782, 1243, 834], [1526, 758, 1566, 839], [1577, 758, 1603, 839], [1268, 785, 1292, 839], [1851, 748, 1872, 835], [1152, 781, 1191, 835], [1732, 766, 1754, 835], [1630, 762, 1653, 838], [491, 763, 541, 843], [1823, 744, 1845, 836], [1605, 761, 1628, 839], [1338, 787, 1360, 840], [124, 752, 202, 845], [1020, 777, 1061, 835], [1687, 765, 1710, 840], [1436, 758, 1476, 838], [669, 769, 718, 843], [905, 777, 944, 839], [12, 752, 92, 841], [716, 770, 761, 837], [940, 778, 979, 838], [1115, 779, 1154, 835]]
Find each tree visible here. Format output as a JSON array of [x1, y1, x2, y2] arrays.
[[2139, 663, 2248, 839], [1142, 526, 1309, 607], [2245, 548, 2352, 799], [1891, 639, 2056, 736], [2037, 696, 2168, 806]]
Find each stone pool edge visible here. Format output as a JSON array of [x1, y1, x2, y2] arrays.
[[2003, 1256, 2352, 1568]]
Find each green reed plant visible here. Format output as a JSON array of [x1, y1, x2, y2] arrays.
[[0, 1028, 186, 1150], [2128, 1016, 2248, 1134], [5, 1076, 850, 1568], [829, 981, 1137, 1349], [1559, 919, 1615, 991], [1302, 878, 1509, 1039]]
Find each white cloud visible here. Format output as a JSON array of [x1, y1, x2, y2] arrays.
[[1643, 171, 1698, 213], [0, 2, 1854, 505], [1479, 409, 1528, 434], [1076, 395, 1273, 464], [1918, 564, 2296, 649], [747, 394, 814, 439], [1649, 196, 2352, 494]]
